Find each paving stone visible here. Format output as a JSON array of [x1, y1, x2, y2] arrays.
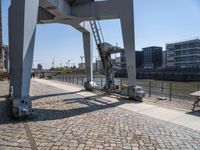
[[0, 80, 200, 150]]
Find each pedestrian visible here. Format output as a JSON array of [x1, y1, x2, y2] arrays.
[[32, 72, 35, 79]]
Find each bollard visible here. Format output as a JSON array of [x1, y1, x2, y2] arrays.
[[149, 81, 151, 97], [77, 76, 79, 84], [73, 76, 74, 83], [101, 77, 103, 87]]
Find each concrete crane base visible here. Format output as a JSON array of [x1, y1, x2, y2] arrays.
[[12, 98, 32, 118], [84, 81, 97, 91]]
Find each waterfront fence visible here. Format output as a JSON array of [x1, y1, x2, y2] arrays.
[[52, 74, 200, 101]]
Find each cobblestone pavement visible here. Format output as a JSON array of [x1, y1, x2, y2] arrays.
[[0, 81, 31, 150], [143, 95, 200, 112], [0, 80, 200, 150]]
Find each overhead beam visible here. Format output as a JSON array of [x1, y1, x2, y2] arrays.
[[71, 0, 121, 20]]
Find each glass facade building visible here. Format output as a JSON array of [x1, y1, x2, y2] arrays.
[[142, 46, 162, 69]]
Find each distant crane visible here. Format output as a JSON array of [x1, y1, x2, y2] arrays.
[[52, 56, 55, 68], [80, 56, 85, 64], [67, 59, 73, 68]]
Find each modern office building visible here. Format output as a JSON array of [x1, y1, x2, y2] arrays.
[[79, 61, 103, 72], [120, 51, 144, 70], [162, 51, 167, 68], [78, 63, 86, 70], [142, 46, 162, 69], [166, 39, 200, 68], [136, 51, 143, 68]]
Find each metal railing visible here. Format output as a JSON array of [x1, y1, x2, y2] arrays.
[[52, 74, 200, 101]]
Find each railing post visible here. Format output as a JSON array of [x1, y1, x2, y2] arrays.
[[169, 83, 172, 101], [161, 81, 164, 95], [197, 83, 200, 91], [120, 79, 122, 90], [82, 76, 84, 85], [101, 77, 103, 87], [149, 81, 151, 97]]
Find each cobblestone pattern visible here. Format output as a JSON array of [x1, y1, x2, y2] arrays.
[[0, 81, 31, 150], [0, 80, 200, 150], [143, 95, 200, 111]]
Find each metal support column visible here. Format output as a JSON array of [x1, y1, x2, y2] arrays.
[[9, 0, 39, 117]]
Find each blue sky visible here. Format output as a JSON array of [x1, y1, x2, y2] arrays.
[[2, 0, 200, 69]]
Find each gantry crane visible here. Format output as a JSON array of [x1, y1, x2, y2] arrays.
[[9, 0, 144, 118]]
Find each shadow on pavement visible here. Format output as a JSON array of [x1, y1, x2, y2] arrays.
[[187, 110, 200, 117], [31, 90, 85, 101], [0, 100, 20, 125], [0, 91, 140, 124], [30, 92, 138, 122], [31, 96, 133, 122]]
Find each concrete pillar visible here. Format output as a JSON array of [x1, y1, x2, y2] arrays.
[[83, 32, 93, 82], [120, 0, 136, 87], [81, 22, 96, 90], [9, 0, 39, 117], [0, 0, 3, 70]]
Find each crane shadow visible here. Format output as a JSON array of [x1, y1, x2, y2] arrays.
[[31, 95, 132, 122], [31, 89, 85, 101], [0, 90, 139, 125]]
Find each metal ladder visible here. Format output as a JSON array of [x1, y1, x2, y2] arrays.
[[90, 20, 116, 90], [89, 20, 106, 69]]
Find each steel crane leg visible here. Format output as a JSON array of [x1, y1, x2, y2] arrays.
[[120, 1, 137, 98], [9, 0, 39, 118], [82, 23, 96, 90]]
